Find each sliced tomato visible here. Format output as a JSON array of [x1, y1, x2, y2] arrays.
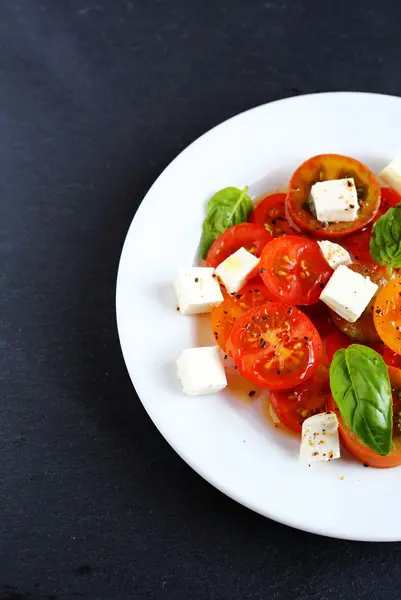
[[328, 366, 401, 468], [378, 187, 401, 215], [374, 277, 401, 354], [259, 235, 332, 305], [343, 187, 401, 264], [331, 263, 395, 343], [227, 302, 322, 390], [205, 223, 272, 268], [383, 346, 401, 369], [211, 283, 274, 353], [286, 154, 381, 238], [250, 193, 297, 237], [271, 382, 331, 433]]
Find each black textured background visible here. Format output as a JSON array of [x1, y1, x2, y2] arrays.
[[1, 1, 401, 599]]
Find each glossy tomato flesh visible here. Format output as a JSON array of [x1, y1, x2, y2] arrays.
[[211, 283, 275, 354], [250, 193, 297, 237], [227, 302, 322, 390], [328, 366, 401, 468], [286, 154, 381, 238], [206, 223, 272, 268], [260, 235, 332, 305], [270, 382, 332, 433], [374, 277, 401, 354]]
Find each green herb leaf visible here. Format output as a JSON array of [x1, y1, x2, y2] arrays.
[[200, 186, 253, 259], [329, 344, 392, 456], [370, 202, 401, 267]]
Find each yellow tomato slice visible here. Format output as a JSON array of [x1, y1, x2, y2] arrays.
[[374, 277, 401, 354]]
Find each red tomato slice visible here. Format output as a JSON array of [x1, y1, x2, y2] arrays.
[[286, 154, 381, 238], [259, 235, 332, 305], [211, 283, 275, 354], [205, 223, 272, 268], [227, 303, 322, 390], [328, 366, 401, 468], [383, 346, 401, 369], [343, 188, 401, 264], [271, 382, 331, 433], [250, 193, 297, 237]]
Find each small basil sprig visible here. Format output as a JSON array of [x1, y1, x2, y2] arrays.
[[330, 344, 392, 456], [370, 202, 401, 267], [200, 186, 253, 259]]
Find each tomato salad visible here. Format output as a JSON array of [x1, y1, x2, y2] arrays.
[[175, 153, 401, 468]]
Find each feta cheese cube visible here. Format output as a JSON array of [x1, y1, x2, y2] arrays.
[[320, 264, 378, 322], [380, 156, 401, 195], [175, 267, 223, 315], [300, 412, 340, 463], [317, 240, 352, 270], [176, 346, 227, 396], [215, 247, 260, 294], [310, 178, 359, 222]]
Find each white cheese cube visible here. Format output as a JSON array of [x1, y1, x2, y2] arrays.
[[176, 346, 227, 396], [317, 240, 352, 270], [320, 264, 378, 323], [310, 178, 359, 222], [215, 247, 260, 294], [380, 156, 401, 196], [175, 267, 223, 315], [300, 412, 340, 463]]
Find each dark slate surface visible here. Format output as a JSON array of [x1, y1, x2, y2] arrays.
[[1, 1, 401, 598]]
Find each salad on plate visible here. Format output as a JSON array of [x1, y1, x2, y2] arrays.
[[174, 153, 401, 469]]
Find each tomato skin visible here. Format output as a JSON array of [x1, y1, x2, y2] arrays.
[[260, 235, 332, 305], [286, 154, 381, 238], [206, 223, 272, 268], [330, 263, 395, 343], [383, 346, 401, 369], [228, 302, 322, 390], [328, 366, 401, 468], [374, 277, 401, 354], [211, 284, 274, 354], [250, 193, 297, 237], [271, 383, 331, 433], [343, 188, 401, 264]]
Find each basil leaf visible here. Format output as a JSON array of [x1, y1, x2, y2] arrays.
[[370, 202, 401, 267], [200, 186, 253, 259], [330, 344, 392, 456]]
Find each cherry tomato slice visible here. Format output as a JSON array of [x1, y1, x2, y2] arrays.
[[286, 154, 380, 238], [205, 223, 272, 268], [328, 366, 401, 468], [250, 193, 297, 237], [211, 284, 274, 354], [227, 302, 322, 390], [374, 277, 401, 354], [271, 382, 331, 433], [259, 235, 332, 305], [383, 346, 401, 369], [330, 263, 395, 343], [343, 188, 401, 264]]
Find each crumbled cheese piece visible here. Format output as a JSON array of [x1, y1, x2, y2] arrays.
[[215, 247, 259, 294], [176, 346, 227, 396], [310, 178, 358, 222], [300, 412, 340, 463], [175, 267, 223, 315], [320, 264, 378, 322], [317, 240, 352, 270], [380, 156, 401, 195]]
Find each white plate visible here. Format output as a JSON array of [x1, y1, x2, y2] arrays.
[[116, 92, 401, 541]]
